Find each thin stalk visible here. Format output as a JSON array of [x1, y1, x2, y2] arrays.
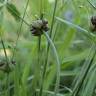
[[37, 0, 45, 96], [40, 0, 58, 95], [45, 0, 58, 67], [9, 0, 30, 95], [39, 0, 43, 20], [38, 36, 41, 62], [0, 32, 10, 96], [5, 73, 10, 96], [39, 0, 58, 95], [11, 0, 30, 61], [30, 0, 43, 95], [50, 0, 58, 37], [44, 32, 60, 95], [45, 0, 58, 76], [39, 42, 48, 96], [37, 36, 41, 95], [0, 38, 9, 67]]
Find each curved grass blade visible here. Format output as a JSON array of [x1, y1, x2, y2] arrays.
[[44, 32, 60, 96], [6, 3, 21, 21]]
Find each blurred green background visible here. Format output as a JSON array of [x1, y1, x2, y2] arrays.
[[0, 0, 96, 96]]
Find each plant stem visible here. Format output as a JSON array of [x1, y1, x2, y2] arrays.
[[0, 37, 9, 67], [0, 32, 10, 96], [11, 0, 30, 61], [44, 32, 60, 96], [6, 73, 10, 96], [39, 0, 58, 96]]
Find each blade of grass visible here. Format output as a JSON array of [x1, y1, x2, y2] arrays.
[[36, 89, 64, 96], [44, 32, 60, 96], [87, 0, 96, 9], [56, 17, 96, 43], [71, 43, 96, 96], [81, 64, 96, 96], [6, 2, 30, 26]]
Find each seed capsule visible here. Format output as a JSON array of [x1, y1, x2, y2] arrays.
[[32, 20, 43, 29], [0, 58, 15, 73], [90, 16, 96, 32], [91, 16, 96, 25], [30, 18, 49, 36]]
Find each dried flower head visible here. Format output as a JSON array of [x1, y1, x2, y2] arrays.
[[91, 16, 96, 25], [30, 18, 49, 36], [0, 58, 15, 73], [90, 16, 96, 32]]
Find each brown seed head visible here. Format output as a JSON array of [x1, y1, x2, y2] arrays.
[[30, 18, 49, 36], [91, 16, 96, 26], [90, 16, 96, 32]]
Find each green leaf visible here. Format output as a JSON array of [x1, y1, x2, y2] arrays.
[[6, 3, 21, 21], [44, 32, 60, 95], [55, 17, 96, 42]]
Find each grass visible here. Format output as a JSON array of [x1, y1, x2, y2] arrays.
[[0, 0, 96, 96]]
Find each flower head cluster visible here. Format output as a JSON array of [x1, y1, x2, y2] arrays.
[[90, 16, 96, 32], [30, 19, 49, 36]]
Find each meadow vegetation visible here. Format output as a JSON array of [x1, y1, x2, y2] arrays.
[[0, 0, 96, 96]]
